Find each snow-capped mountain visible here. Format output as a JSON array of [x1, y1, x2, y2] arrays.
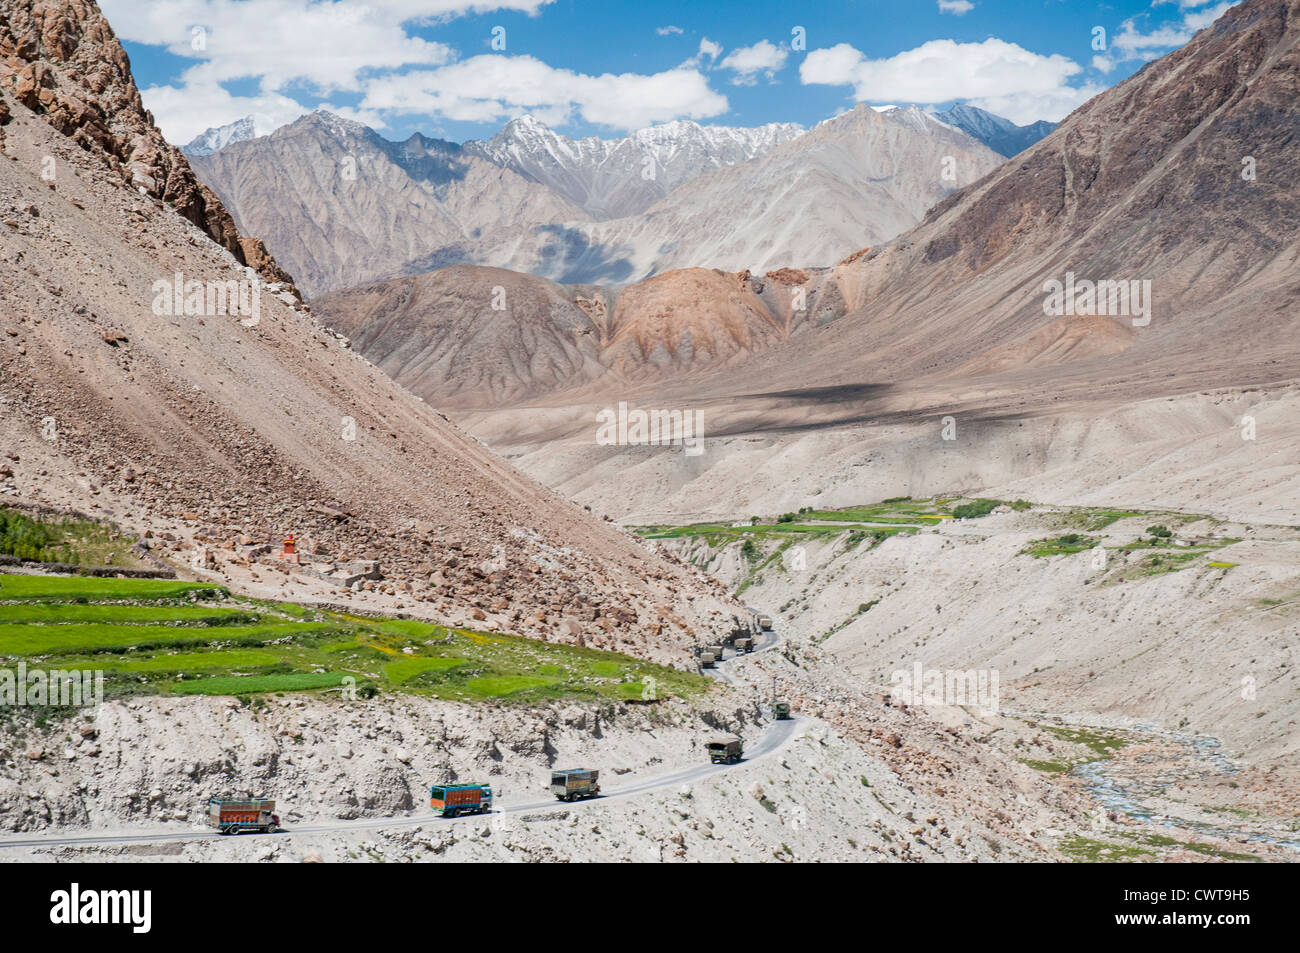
[[442, 104, 1005, 283], [930, 104, 1056, 157], [182, 114, 288, 157], [463, 115, 805, 219]]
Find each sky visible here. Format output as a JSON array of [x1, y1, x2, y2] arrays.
[[100, 0, 1241, 146]]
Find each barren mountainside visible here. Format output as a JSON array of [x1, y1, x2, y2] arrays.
[[0, 2, 744, 661], [190, 112, 591, 297]]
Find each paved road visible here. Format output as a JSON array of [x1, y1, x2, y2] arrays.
[[0, 617, 798, 852]]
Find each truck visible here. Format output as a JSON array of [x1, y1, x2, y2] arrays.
[[551, 768, 600, 801], [734, 636, 755, 654], [430, 783, 493, 818], [208, 797, 279, 835], [706, 737, 743, 765], [706, 643, 726, 660], [772, 701, 792, 720], [699, 651, 717, 669], [756, 614, 773, 631]]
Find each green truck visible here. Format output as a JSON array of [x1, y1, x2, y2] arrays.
[[430, 783, 493, 818], [734, 636, 755, 654], [773, 701, 792, 720], [707, 737, 743, 765], [699, 651, 717, 669], [551, 768, 600, 801]]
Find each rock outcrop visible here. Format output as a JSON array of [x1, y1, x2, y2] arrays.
[[0, 0, 296, 292]]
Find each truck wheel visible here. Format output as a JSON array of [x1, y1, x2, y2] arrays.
[[445, 807, 456, 819]]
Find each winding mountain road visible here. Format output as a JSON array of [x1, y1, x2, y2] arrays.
[[0, 614, 796, 852]]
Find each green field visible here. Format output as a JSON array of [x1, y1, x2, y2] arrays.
[[0, 506, 151, 569], [0, 575, 222, 602], [0, 572, 707, 705]]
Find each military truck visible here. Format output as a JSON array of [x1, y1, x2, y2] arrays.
[[699, 651, 717, 669], [551, 768, 600, 801], [756, 614, 774, 631], [707, 737, 743, 764], [208, 797, 279, 835], [706, 643, 726, 660], [430, 783, 493, 818], [773, 701, 792, 720], [734, 636, 755, 654]]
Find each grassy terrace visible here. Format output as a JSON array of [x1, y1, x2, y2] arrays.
[[0, 506, 150, 570], [634, 497, 963, 543], [0, 573, 705, 705]]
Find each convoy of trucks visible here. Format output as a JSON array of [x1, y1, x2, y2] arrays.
[[207, 615, 778, 834], [208, 797, 280, 835]]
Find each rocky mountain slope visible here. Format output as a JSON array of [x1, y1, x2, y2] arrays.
[[189, 112, 590, 297], [404, 104, 1004, 285], [193, 104, 1002, 294], [313, 264, 852, 408], [0, 0, 292, 290], [0, 0, 744, 660]]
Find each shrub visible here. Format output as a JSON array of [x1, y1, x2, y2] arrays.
[[952, 499, 1000, 520]]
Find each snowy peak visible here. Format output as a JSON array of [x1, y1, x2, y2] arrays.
[[181, 113, 289, 156], [464, 115, 805, 219], [183, 116, 259, 156], [930, 104, 1056, 157]]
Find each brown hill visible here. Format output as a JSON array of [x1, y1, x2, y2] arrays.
[[314, 264, 852, 408]]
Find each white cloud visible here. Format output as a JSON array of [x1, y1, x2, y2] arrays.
[[1112, 1, 1238, 62], [140, 82, 387, 143], [680, 37, 724, 70], [1091, 54, 1115, 73], [360, 55, 728, 131], [102, 0, 729, 143], [938, 1, 974, 15], [656, 25, 684, 36], [719, 40, 788, 85], [801, 38, 1092, 123]]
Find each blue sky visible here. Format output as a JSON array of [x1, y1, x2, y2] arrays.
[[100, 0, 1239, 145]]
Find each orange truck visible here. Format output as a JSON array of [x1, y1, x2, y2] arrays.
[[430, 783, 493, 818], [208, 797, 280, 834]]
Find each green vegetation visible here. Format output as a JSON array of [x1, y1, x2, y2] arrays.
[[0, 603, 256, 625], [1059, 835, 1153, 863], [950, 499, 1002, 520], [1020, 534, 1101, 558], [1042, 725, 1129, 758], [0, 507, 149, 569], [1061, 832, 1263, 863], [0, 572, 708, 705], [0, 575, 222, 603]]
